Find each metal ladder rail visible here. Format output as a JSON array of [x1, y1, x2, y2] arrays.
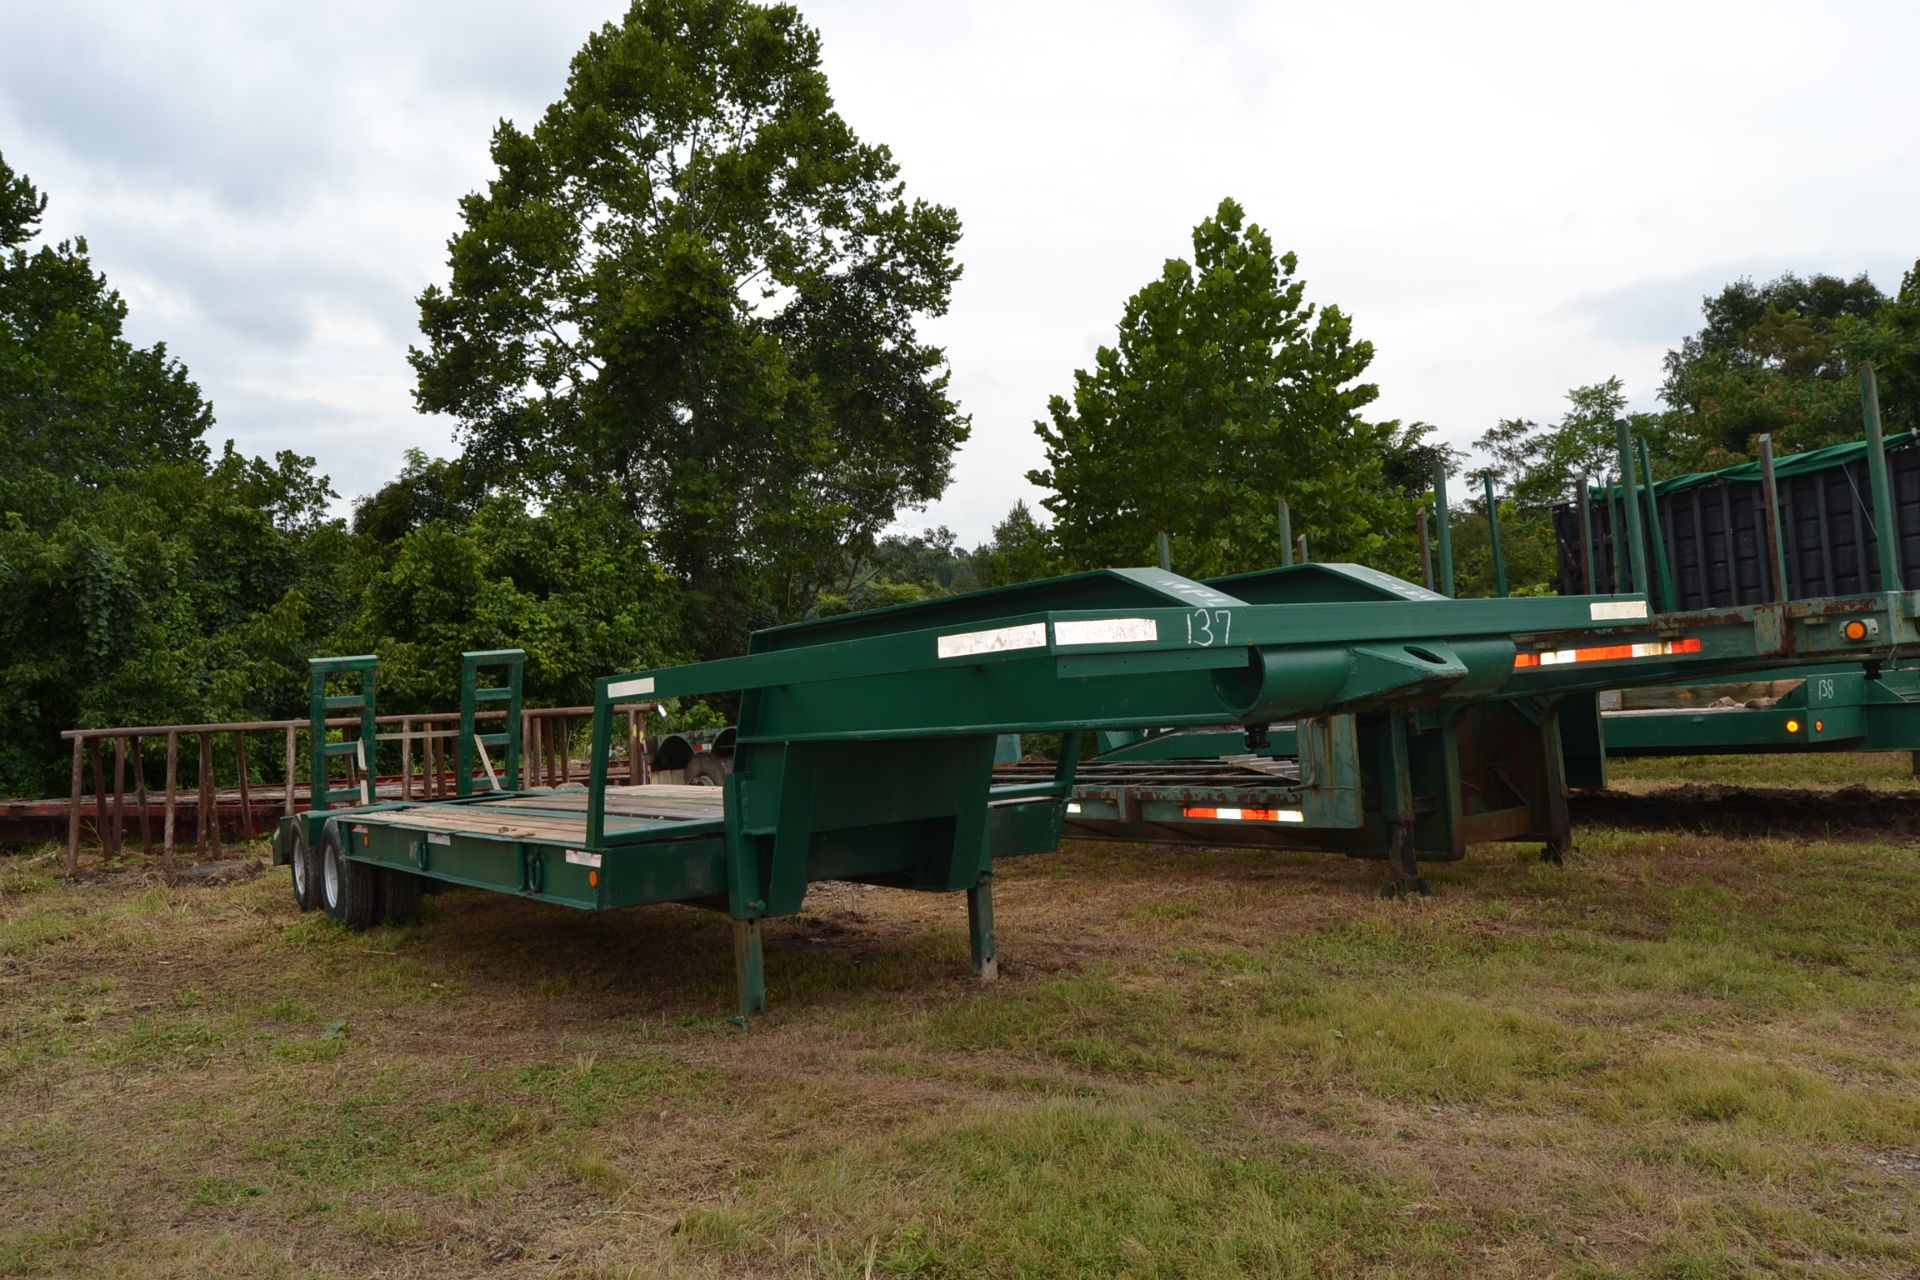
[[458, 649, 525, 795], [308, 656, 378, 809]]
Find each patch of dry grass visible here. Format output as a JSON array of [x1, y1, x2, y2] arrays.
[[3, 802, 1918, 1277]]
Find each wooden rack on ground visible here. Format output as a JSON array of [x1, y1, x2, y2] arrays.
[[55, 702, 660, 874]]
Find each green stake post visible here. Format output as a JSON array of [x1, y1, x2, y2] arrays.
[[1862, 366, 1905, 593], [1482, 472, 1509, 597], [1635, 437, 1676, 613], [1277, 500, 1294, 566], [1613, 421, 1648, 596], [1432, 461, 1455, 598]]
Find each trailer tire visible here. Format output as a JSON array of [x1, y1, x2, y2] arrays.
[[688, 754, 728, 787], [379, 867, 422, 925], [288, 824, 320, 913], [319, 822, 378, 929]]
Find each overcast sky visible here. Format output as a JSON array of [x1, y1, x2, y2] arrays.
[[4, 1, 1916, 542]]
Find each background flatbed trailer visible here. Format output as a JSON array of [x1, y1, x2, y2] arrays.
[[1035, 566, 1920, 883], [276, 563, 1678, 1020]]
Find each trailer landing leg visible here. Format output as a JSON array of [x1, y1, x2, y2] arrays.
[[731, 918, 765, 1027], [968, 876, 998, 981], [1381, 822, 1429, 899]]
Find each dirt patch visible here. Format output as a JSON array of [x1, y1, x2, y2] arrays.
[[1574, 783, 1920, 839]]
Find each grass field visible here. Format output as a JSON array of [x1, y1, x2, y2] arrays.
[[4, 778, 1920, 1277]]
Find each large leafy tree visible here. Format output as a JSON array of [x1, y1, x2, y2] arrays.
[[0, 153, 212, 529], [1030, 198, 1403, 578], [1659, 271, 1888, 465], [411, 0, 967, 653], [0, 155, 361, 794]]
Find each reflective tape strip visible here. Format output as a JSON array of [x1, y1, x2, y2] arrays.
[[608, 677, 655, 698], [1513, 637, 1702, 668], [1053, 617, 1159, 646], [1590, 600, 1651, 620], [565, 849, 603, 868], [1181, 805, 1306, 823], [937, 622, 1047, 660]]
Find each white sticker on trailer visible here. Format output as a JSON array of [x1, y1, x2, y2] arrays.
[[427, 832, 450, 846], [1053, 617, 1159, 646], [936, 622, 1047, 660], [1589, 600, 1650, 620], [565, 849, 603, 868], [608, 677, 656, 698]]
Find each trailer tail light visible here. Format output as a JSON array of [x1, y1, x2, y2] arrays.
[[1181, 806, 1306, 823], [1842, 618, 1877, 642], [1512, 637, 1702, 669], [1785, 718, 1802, 735]]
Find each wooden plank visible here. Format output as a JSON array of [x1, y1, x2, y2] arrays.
[[163, 731, 178, 870], [283, 726, 297, 817], [88, 740, 109, 861], [65, 736, 84, 876], [111, 736, 127, 860], [133, 734, 151, 852], [234, 732, 253, 839]]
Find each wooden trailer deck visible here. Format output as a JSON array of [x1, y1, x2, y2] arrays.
[[353, 784, 727, 844]]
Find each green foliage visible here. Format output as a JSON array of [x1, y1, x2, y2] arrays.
[[410, 0, 968, 656], [1659, 270, 1896, 466], [0, 152, 213, 532], [336, 487, 688, 711], [974, 500, 1061, 587], [1031, 198, 1409, 578]]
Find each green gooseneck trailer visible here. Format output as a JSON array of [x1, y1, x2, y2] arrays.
[[275, 563, 1688, 1021]]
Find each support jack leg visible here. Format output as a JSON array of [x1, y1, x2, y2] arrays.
[[1381, 822, 1429, 899], [730, 917, 765, 1028], [967, 876, 997, 981], [1541, 840, 1569, 866]]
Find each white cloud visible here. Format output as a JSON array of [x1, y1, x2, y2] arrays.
[[4, 0, 1916, 541]]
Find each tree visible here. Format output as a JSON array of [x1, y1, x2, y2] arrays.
[[1836, 258, 1920, 434], [1030, 198, 1404, 578], [974, 500, 1060, 587], [0, 152, 212, 529], [1659, 271, 1887, 465], [410, 0, 967, 655]]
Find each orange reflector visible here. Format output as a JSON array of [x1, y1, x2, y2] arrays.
[[1182, 805, 1306, 823], [1514, 636, 1702, 669], [1814, 719, 1824, 733], [588, 869, 600, 888], [1785, 718, 1802, 734], [1843, 619, 1869, 641]]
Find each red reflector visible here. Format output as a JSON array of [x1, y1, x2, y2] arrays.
[[1181, 805, 1301, 822], [1512, 636, 1703, 669]]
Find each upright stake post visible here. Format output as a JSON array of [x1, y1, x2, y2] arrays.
[[1277, 500, 1294, 566], [1432, 461, 1455, 598], [1861, 365, 1905, 592], [1156, 532, 1172, 572], [1636, 437, 1676, 613], [1417, 506, 1434, 590], [1758, 434, 1790, 602], [1575, 475, 1596, 594], [1295, 534, 1309, 564], [1614, 420, 1649, 596], [1609, 478, 1628, 593], [1482, 472, 1509, 597]]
